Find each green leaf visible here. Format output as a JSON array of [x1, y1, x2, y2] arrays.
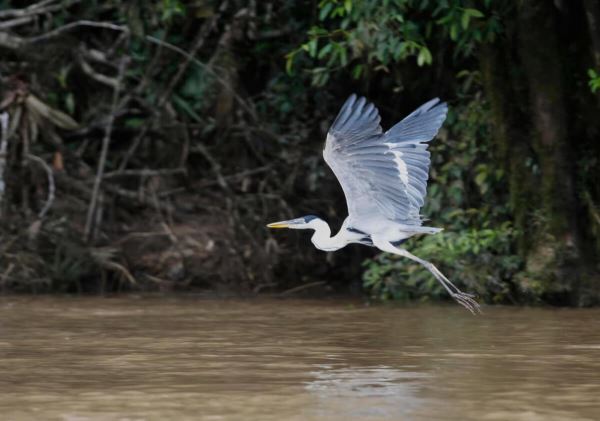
[[319, 2, 333, 21], [172, 94, 202, 122], [588, 68, 600, 93], [436, 14, 453, 25], [125, 117, 145, 129], [285, 53, 294, 75], [308, 26, 329, 37], [417, 46, 432, 66], [475, 172, 488, 193], [65, 93, 75, 115], [317, 43, 333, 59], [330, 6, 342, 18], [450, 24, 458, 41], [312, 68, 330, 86], [344, 0, 352, 13], [461, 11, 470, 30], [465, 8, 484, 18], [56, 66, 70, 89], [308, 39, 318, 58], [340, 47, 348, 66], [161, 0, 186, 22]]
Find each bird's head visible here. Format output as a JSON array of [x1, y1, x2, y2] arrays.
[[267, 215, 322, 230]]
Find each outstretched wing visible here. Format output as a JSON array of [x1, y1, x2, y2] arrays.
[[323, 94, 447, 225]]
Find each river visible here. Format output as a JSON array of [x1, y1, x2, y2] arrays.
[[1, 296, 599, 420]]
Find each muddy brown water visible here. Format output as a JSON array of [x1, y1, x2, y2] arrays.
[[1, 297, 599, 420]]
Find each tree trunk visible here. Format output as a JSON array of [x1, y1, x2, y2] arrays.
[[479, 43, 533, 257], [517, 1, 580, 278], [583, 0, 600, 69]]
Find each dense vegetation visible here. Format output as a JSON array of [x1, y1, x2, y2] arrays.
[[0, 0, 599, 305]]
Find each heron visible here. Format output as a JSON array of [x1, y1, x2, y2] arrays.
[[267, 94, 480, 313]]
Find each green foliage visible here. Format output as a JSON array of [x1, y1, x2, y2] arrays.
[[363, 225, 521, 302], [160, 0, 186, 22], [287, 0, 503, 86], [588, 68, 600, 93]]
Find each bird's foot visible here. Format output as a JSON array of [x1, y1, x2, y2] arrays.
[[450, 291, 482, 315]]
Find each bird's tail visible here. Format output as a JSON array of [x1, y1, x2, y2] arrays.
[[403, 226, 443, 235]]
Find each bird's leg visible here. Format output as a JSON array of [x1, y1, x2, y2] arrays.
[[372, 238, 481, 314]]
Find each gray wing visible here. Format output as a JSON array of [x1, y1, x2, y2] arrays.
[[323, 94, 447, 225]]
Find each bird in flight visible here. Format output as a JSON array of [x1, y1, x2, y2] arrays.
[[268, 94, 480, 313]]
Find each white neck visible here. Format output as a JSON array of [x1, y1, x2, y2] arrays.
[[310, 219, 348, 251]]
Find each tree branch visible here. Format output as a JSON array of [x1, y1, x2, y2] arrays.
[[26, 154, 55, 219], [0, 112, 9, 217], [84, 56, 128, 242]]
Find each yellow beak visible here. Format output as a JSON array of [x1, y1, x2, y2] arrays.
[[267, 222, 289, 229]]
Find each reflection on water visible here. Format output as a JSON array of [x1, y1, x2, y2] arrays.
[[306, 365, 430, 419], [0, 297, 599, 420]]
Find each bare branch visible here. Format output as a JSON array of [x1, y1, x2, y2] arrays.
[[156, 165, 270, 197], [103, 168, 186, 180], [193, 143, 230, 191], [0, 16, 35, 30], [0, 19, 125, 50], [102, 183, 174, 213], [144, 35, 258, 122], [28, 20, 128, 44], [157, 2, 227, 107], [280, 281, 326, 297], [97, 259, 136, 285], [78, 54, 119, 88], [117, 4, 227, 172], [26, 154, 55, 219], [84, 56, 128, 242], [0, 0, 66, 19], [0, 32, 25, 49], [0, 112, 9, 217]]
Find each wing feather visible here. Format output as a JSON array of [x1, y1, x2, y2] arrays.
[[323, 94, 447, 225]]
